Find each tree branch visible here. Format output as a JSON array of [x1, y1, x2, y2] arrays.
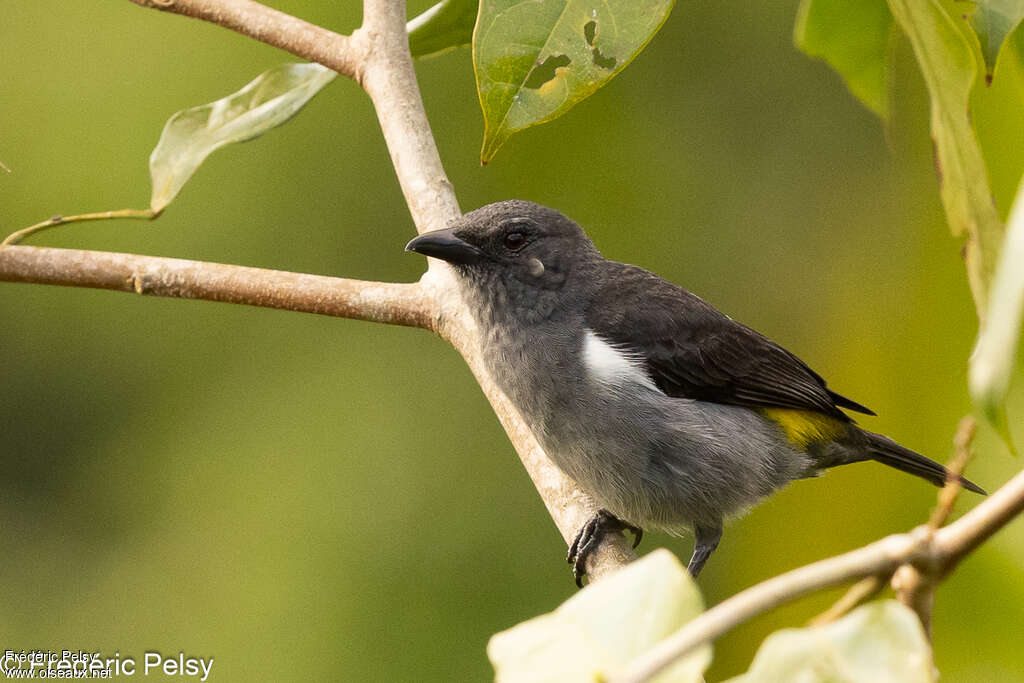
[[440, 321, 638, 580], [610, 531, 924, 683], [936, 465, 1024, 567], [359, 0, 460, 235], [0, 246, 431, 328], [891, 415, 978, 638], [354, 0, 633, 575], [891, 564, 937, 637], [10, 0, 633, 581], [611, 466, 1024, 683], [127, 0, 363, 79]]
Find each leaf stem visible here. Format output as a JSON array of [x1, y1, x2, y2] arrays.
[[1, 208, 156, 248]]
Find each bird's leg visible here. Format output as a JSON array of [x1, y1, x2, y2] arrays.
[[567, 509, 644, 587], [686, 523, 723, 577]]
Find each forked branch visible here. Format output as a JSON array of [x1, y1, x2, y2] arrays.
[[1, 0, 635, 580], [612, 465, 1024, 682]]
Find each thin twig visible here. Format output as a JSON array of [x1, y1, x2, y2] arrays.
[[895, 415, 978, 637], [808, 574, 887, 627], [929, 416, 977, 529], [2, 208, 155, 247]]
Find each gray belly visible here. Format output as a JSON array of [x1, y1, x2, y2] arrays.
[[482, 327, 813, 531], [543, 393, 813, 530]]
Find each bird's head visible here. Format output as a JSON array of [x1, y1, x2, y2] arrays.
[[405, 200, 600, 299]]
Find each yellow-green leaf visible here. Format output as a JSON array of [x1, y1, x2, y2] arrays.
[[887, 0, 1003, 311], [970, 0, 1024, 82], [970, 173, 1024, 449], [408, 0, 478, 58], [726, 601, 935, 683], [474, 0, 675, 163], [149, 63, 336, 214], [487, 549, 709, 683], [794, 0, 895, 119]]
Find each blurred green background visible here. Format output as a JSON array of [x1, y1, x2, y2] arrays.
[[2, 1, 1023, 680]]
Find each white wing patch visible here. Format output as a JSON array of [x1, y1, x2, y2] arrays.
[[582, 329, 659, 392]]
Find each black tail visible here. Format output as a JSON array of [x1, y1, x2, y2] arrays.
[[864, 431, 986, 495]]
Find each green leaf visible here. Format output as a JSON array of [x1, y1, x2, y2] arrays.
[[794, 0, 895, 119], [887, 0, 1003, 310], [408, 0, 478, 58], [970, 173, 1024, 450], [487, 549, 709, 683], [726, 601, 935, 683], [970, 0, 1024, 82], [149, 63, 336, 214], [474, 0, 675, 163]]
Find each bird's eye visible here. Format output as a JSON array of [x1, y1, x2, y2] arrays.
[[504, 232, 526, 251]]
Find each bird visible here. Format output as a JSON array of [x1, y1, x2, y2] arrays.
[[405, 199, 985, 586]]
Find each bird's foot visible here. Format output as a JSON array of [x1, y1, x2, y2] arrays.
[[685, 523, 723, 578], [567, 509, 643, 588]]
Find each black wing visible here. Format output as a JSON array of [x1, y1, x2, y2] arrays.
[[584, 263, 873, 420]]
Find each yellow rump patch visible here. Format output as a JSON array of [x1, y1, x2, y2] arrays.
[[760, 408, 846, 449]]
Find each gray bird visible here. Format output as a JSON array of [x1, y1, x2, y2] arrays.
[[405, 200, 984, 585]]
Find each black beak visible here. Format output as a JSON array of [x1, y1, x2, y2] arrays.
[[405, 228, 484, 265]]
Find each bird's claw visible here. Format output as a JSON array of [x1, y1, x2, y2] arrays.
[[567, 509, 644, 587]]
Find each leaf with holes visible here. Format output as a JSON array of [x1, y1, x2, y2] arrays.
[[794, 0, 895, 119], [149, 63, 336, 214], [725, 602, 935, 683], [474, 0, 675, 163], [488, 549, 708, 682], [408, 0, 478, 58], [970, 0, 1024, 82]]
